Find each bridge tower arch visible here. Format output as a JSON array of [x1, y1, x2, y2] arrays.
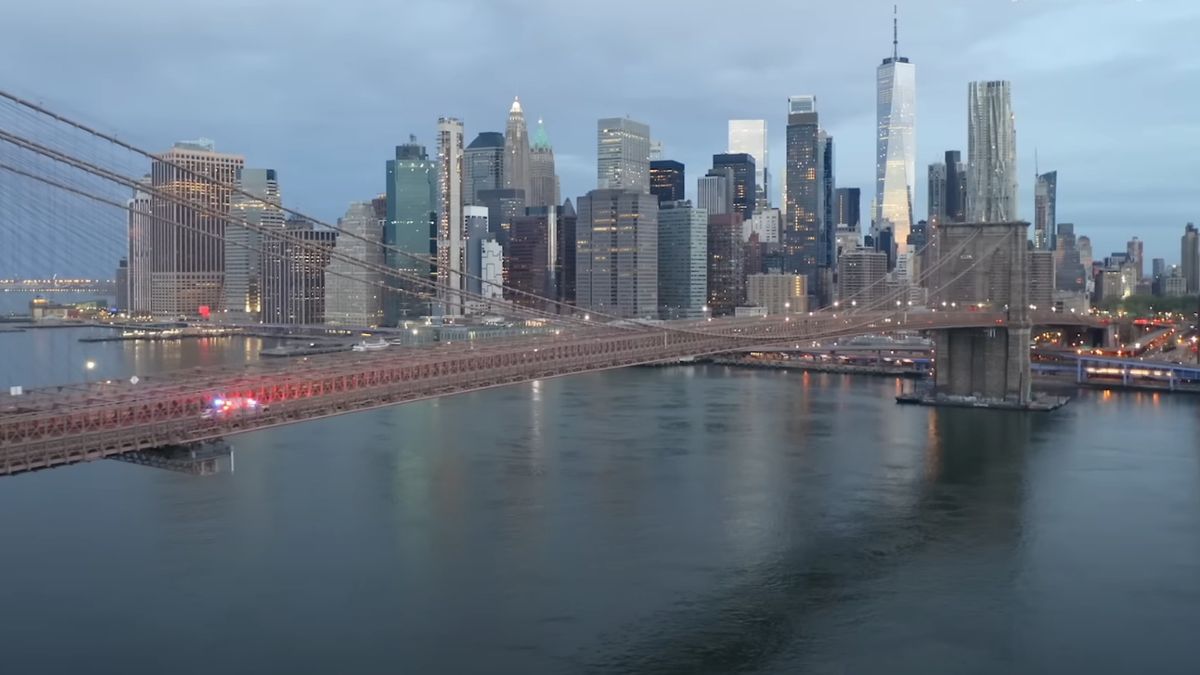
[[929, 221, 1032, 405]]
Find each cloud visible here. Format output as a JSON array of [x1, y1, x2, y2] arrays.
[[0, 0, 1196, 276]]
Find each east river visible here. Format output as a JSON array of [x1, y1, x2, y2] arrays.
[[1, 322, 1198, 674]]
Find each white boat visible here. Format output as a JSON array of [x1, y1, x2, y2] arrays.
[[351, 338, 389, 352]]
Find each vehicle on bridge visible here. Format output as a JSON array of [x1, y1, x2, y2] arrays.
[[201, 396, 266, 420]]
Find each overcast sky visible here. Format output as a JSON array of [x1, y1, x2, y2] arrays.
[[2, 0, 1198, 276]]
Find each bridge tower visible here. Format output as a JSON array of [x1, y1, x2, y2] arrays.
[[929, 221, 1032, 405]]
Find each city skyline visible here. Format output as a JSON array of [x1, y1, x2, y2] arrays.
[[0, 0, 1197, 276]]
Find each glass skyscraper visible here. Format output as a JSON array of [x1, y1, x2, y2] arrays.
[[727, 120, 769, 208], [875, 12, 916, 265], [597, 118, 651, 192], [385, 139, 436, 322], [967, 81, 1018, 223], [657, 201, 708, 319]]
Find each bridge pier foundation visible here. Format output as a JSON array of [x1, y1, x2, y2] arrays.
[[931, 325, 1031, 406]]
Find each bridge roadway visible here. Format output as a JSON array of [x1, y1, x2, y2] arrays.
[[0, 310, 1101, 475]]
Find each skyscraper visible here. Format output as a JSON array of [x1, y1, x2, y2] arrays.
[[463, 206, 490, 299], [528, 118, 560, 209], [927, 161, 946, 226], [576, 189, 657, 318], [1034, 170, 1057, 250], [820, 132, 836, 280], [509, 207, 555, 308], [597, 117, 651, 192], [707, 213, 745, 315], [967, 81, 1018, 222], [697, 168, 734, 216], [141, 140, 244, 317], [784, 104, 823, 306], [326, 201, 384, 326], [657, 202, 708, 320], [385, 139, 436, 322], [728, 120, 769, 208], [649, 160, 685, 204], [834, 187, 861, 230], [223, 168, 283, 322], [712, 153, 757, 219], [261, 218, 336, 325], [126, 181, 152, 315], [464, 131, 505, 206], [944, 150, 966, 222], [1126, 236, 1144, 282], [556, 199, 577, 306], [1182, 223, 1199, 294], [875, 9, 916, 257], [503, 97, 531, 200], [436, 117, 464, 314]]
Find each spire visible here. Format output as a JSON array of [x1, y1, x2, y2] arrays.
[[531, 118, 552, 151], [893, 4, 898, 61], [510, 96, 522, 114]]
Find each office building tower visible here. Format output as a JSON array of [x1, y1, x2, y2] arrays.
[[385, 138, 436, 322], [139, 140, 243, 317], [784, 105, 824, 305], [788, 95, 816, 114], [503, 97, 531, 199], [944, 150, 967, 222], [712, 153, 757, 219], [1034, 170, 1057, 250], [967, 81, 1018, 222], [820, 132, 836, 275], [1152, 257, 1166, 280], [463, 206, 490, 299], [875, 10, 916, 253], [261, 218, 336, 325], [476, 188, 526, 249], [745, 208, 781, 244], [834, 187, 861, 230], [707, 213, 745, 315], [1183, 223, 1199, 294], [1126, 236, 1144, 281], [1078, 235, 1094, 276], [747, 274, 807, 315], [436, 117, 464, 314], [576, 189, 658, 317], [657, 200, 708, 319], [126, 182, 152, 314], [464, 132, 505, 206], [1029, 250, 1054, 310], [649, 139, 664, 161], [481, 237, 504, 301], [509, 207, 556, 308], [927, 162, 946, 226], [556, 199, 577, 305], [835, 224, 861, 258], [115, 258, 129, 312], [728, 120, 769, 207], [1054, 222, 1085, 292], [697, 167, 735, 216], [223, 168, 283, 322], [528, 118, 560, 209], [597, 117, 651, 192], [744, 232, 765, 277], [838, 249, 889, 308], [1164, 275, 1187, 297], [325, 201, 384, 326], [650, 160, 685, 205]]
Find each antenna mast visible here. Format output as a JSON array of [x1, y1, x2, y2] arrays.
[[893, 5, 899, 60]]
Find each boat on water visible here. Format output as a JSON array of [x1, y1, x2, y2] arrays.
[[351, 338, 389, 352]]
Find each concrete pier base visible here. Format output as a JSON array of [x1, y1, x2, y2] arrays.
[[932, 326, 1031, 406]]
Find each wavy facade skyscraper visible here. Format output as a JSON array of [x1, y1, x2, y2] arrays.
[[874, 10, 915, 267], [967, 81, 1018, 223]]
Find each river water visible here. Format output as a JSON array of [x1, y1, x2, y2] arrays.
[[0, 327, 1198, 674]]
